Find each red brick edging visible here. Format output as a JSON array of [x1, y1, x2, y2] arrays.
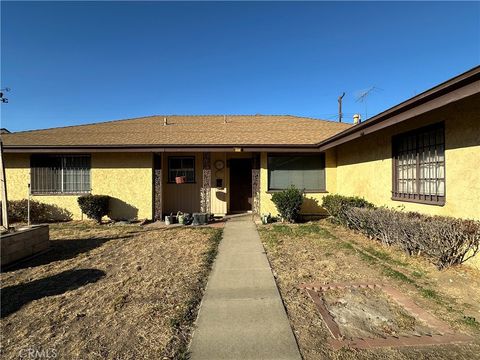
[[299, 282, 473, 350]]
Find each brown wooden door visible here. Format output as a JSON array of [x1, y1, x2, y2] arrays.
[[229, 159, 252, 212]]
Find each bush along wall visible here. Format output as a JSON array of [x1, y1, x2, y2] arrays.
[[322, 194, 480, 269], [322, 194, 375, 225], [77, 195, 110, 223], [271, 186, 304, 223], [5, 199, 72, 223]]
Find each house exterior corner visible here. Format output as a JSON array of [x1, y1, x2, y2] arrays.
[[334, 94, 480, 221]]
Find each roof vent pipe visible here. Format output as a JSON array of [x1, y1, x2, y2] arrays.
[[353, 114, 361, 125], [223, 115, 227, 124], [338, 92, 345, 122], [164, 117, 168, 126]]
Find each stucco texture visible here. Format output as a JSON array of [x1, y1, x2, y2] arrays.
[[259, 150, 337, 217], [4, 154, 85, 220], [4, 153, 153, 221], [91, 153, 153, 220], [335, 95, 480, 220]]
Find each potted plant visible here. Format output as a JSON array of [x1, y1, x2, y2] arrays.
[[175, 171, 186, 184], [165, 213, 174, 225], [261, 213, 272, 224], [177, 211, 185, 225]]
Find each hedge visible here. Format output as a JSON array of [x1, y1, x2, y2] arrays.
[[5, 199, 72, 223], [321, 194, 375, 225], [347, 207, 480, 269], [271, 186, 304, 223], [77, 195, 110, 223], [322, 194, 480, 269]]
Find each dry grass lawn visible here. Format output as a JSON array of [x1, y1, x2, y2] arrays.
[[259, 220, 480, 360], [1, 222, 222, 360]]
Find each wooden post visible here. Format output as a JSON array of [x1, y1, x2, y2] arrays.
[[0, 139, 9, 229], [27, 184, 31, 226]]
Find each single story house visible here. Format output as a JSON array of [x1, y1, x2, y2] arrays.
[[2, 66, 479, 223]]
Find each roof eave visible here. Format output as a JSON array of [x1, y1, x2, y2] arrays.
[[2, 143, 323, 153]]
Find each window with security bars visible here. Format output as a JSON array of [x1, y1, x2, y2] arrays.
[[31, 155, 91, 194], [392, 122, 445, 205], [168, 156, 195, 183]]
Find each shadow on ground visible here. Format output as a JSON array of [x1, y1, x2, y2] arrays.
[[1, 268, 105, 318], [2, 233, 138, 273]]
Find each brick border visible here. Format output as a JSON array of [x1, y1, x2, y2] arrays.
[[299, 282, 473, 350]]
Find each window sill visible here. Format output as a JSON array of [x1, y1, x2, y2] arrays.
[[32, 192, 91, 196], [391, 196, 445, 207], [166, 182, 197, 185], [267, 190, 328, 194]]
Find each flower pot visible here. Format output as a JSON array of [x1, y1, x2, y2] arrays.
[[175, 176, 186, 184], [192, 213, 208, 226], [261, 213, 271, 225], [178, 215, 185, 224], [165, 215, 174, 225]]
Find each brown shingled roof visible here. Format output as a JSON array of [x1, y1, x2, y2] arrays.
[[2, 115, 351, 149]]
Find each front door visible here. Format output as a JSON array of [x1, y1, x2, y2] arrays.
[[229, 159, 252, 212]]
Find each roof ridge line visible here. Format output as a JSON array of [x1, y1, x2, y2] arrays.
[[7, 114, 163, 135], [5, 114, 348, 134]]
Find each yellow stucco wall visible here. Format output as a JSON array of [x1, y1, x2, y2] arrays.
[[335, 96, 480, 220], [91, 153, 152, 220], [465, 251, 480, 270], [259, 149, 337, 217], [4, 153, 153, 221], [4, 153, 84, 219], [335, 96, 480, 269], [4, 153, 32, 201]]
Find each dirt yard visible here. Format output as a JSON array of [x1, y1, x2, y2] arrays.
[[322, 287, 433, 339], [1, 222, 222, 360], [259, 220, 480, 360]]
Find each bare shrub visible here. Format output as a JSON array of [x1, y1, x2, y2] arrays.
[[321, 194, 375, 226], [6, 199, 73, 223], [345, 207, 480, 269]]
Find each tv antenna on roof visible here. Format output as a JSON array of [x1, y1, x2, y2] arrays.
[[355, 86, 382, 120]]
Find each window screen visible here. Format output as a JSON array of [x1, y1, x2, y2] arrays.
[[268, 154, 325, 191]]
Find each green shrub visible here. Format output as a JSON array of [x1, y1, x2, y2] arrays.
[[271, 186, 304, 223], [345, 206, 480, 269], [5, 199, 72, 223], [77, 195, 110, 223], [321, 194, 375, 225]]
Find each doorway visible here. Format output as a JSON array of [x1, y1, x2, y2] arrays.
[[229, 158, 252, 212]]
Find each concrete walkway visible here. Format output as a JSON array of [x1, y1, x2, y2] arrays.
[[189, 216, 302, 360]]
